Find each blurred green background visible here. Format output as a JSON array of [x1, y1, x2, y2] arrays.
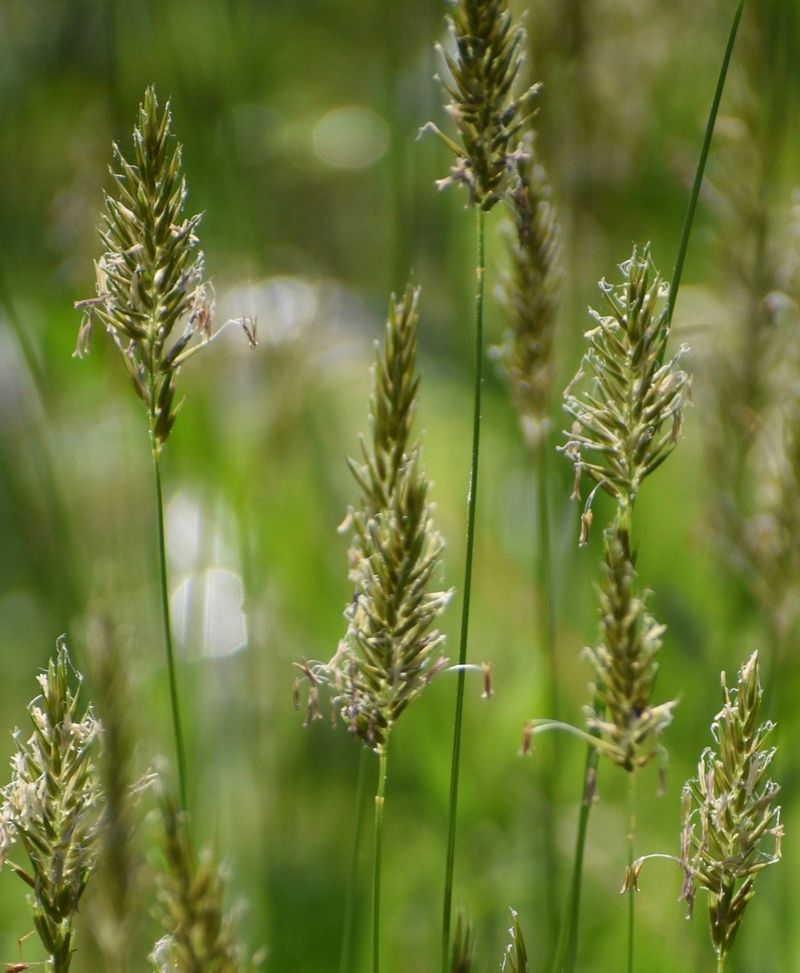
[[1, 1, 799, 970]]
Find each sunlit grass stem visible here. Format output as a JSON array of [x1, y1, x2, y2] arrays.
[[442, 207, 485, 973], [534, 439, 561, 952], [153, 449, 188, 813], [373, 743, 389, 973], [551, 733, 600, 973], [627, 770, 637, 973], [668, 0, 746, 322], [339, 749, 368, 973]]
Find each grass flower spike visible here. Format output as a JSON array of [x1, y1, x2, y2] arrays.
[[500, 909, 529, 973], [328, 286, 451, 752], [450, 913, 474, 973], [563, 245, 689, 542], [336, 455, 451, 751], [151, 784, 254, 973], [680, 651, 782, 970], [0, 641, 103, 973], [426, 0, 539, 210], [495, 141, 562, 453], [75, 86, 247, 450], [529, 246, 686, 768], [493, 121, 562, 958], [347, 286, 422, 556], [585, 525, 676, 772]]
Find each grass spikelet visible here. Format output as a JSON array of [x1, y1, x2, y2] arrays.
[[680, 651, 782, 970], [305, 285, 451, 753], [585, 523, 676, 772], [0, 640, 103, 973], [495, 137, 562, 453], [562, 244, 689, 542], [74, 86, 251, 451], [335, 449, 451, 750], [450, 912, 474, 973], [346, 285, 422, 556], [151, 784, 254, 973], [500, 909, 529, 973], [425, 0, 539, 210]]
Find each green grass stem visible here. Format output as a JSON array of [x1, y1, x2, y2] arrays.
[[534, 439, 561, 953], [668, 0, 747, 324], [441, 206, 486, 973], [340, 747, 369, 973], [152, 448, 188, 813], [373, 744, 389, 973], [551, 743, 600, 973], [626, 771, 637, 973]]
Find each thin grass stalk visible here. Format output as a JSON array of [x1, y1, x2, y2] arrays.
[[551, 740, 599, 973], [668, 0, 747, 324], [339, 748, 369, 973], [373, 743, 389, 973], [442, 206, 485, 973], [626, 770, 637, 973], [153, 450, 188, 812], [534, 441, 557, 716], [534, 439, 561, 952]]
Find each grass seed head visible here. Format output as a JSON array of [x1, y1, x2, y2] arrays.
[[0, 640, 103, 973], [562, 244, 689, 537], [680, 651, 782, 964], [584, 523, 677, 772], [500, 909, 528, 973], [427, 0, 540, 210], [450, 912, 474, 973], [151, 781, 255, 973], [75, 87, 254, 452], [298, 287, 451, 753], [494, 136, 562, 452]]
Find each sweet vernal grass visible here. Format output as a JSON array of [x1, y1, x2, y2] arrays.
[[680, 652, 782, 972], [528, 248, 687, 973], [423, 4, 539, 966], [625, 652, 783, 972], [296, 286, 450, 973], [75, 87, 255, 812], [0, 641, 103, 973], [532, 2, 748, 966]]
